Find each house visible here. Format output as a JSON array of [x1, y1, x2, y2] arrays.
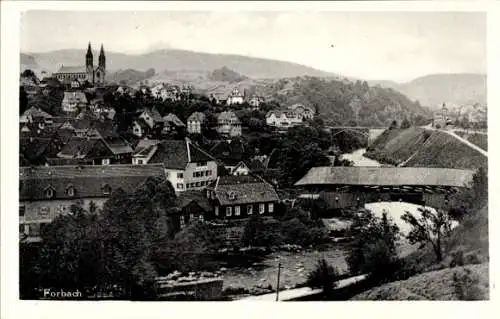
[[289, 103, 314, 120], [132, 119, 152, 138], [162, 113, 186, 134], [226, 88, 244, 105], [216, 111, 242, 137], [433, 103, 451, 128], [131, 139, 162, 165], [19, 164, 165, 243], [187, 112, 206, 134], [55, 132, 133, 165], [20, 107, 54, 125], [173, 190, 213, 230], [132, 138, 218, 193], [61, 91, 88, 113], [266, 110, 304, 128], [139, 108, 164, 130], [248, 95, 263, 108], [209, 140, 245, 172], [206, 175, 280, 220]]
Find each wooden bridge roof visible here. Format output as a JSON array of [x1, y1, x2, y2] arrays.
[[295, 167, 475, 188]]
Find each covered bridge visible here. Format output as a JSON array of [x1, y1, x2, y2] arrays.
[[294, 167, 475, 209]]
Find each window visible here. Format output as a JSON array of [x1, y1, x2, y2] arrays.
[[189, 213, 194, 221], [40, 206, 49, 216], [207, 170, 212, 176], [138, 159, 143, 165], [235, 206, 240, 216], [45, 188, 54, 199], [198, 215, 204, 222], [268, 203, 274, 213], [103, 185, 111, 195], [176, 183, 184, 190], [180, 216, 185, 229], [197, 162, 207, 167], [259, 204, 265, 214], [196, 182, 201, 187], [215, 206, 219, 216], [186, 184, 191, 189], [66, 186, 75, 197], [247, 205, 253, 215], [226, 206, 232, 217], [177, 173, 184, 179], [19, 205, 25, 217], [165, 171, 170, 178], [102, 158, 110, 165]]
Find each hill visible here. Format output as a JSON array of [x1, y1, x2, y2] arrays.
[[107, 68, 156, 85], [20, 48, 335, 79], [249, 77, 432, 126], [366, 128, 488, 169], [372, 74, 487, 109], [351, 263, 488, 300], [209, 66, 248, 83]]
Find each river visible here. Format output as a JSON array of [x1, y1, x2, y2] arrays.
[[340, 148, 382, 167]]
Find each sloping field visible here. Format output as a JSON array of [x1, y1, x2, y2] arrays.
[[350, 263, 489, 300], [366, 127, 429, 164], [405, 131, 487, 169], [455, 132, 488, 151]]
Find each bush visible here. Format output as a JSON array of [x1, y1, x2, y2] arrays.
[[306, 259, 339, 295], [453, 268, 485, 300]]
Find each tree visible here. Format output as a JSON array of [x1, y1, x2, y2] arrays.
[[22, 69, 36, 78], [400, 117, 411, 129], [306, 259, 339, 295], [347, 210, 400, 282], [389, 120, 398, 130], [20, 86, 28, 114], [449, 167, 488, 220], [401, 207, 453, 262]]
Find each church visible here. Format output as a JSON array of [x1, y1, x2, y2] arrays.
[[52, 42, 106, 86]]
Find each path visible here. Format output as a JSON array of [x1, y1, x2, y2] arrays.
[[235, 274, 367, 301], [440, 130, 488, 157]]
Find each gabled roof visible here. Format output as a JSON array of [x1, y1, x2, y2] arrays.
[[212, 175, 280, 206], [55, 65, 87, 74], [134, 118, 150, 131], [22, 106, 53, 119], [57, 137, 110, 159], [135, 139, 162, 152], [217, 111, 241, 123], [176, 190, 213, 212], [102, 138, 133, 155], [19, 164, 165, 201], [148, 139, 215, 169], [142, 108, 164, 122], [294, 167, 475, 188], [209, 140, 245, 166], [163, 113, 186, 127], [63, 91, 88, 104], [187, 112, 206, 123]]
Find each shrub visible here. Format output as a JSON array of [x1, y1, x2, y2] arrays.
[[306, 259, 339, 295], [453, 268, 485, 300]]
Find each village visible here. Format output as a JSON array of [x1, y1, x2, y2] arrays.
[[18, 41, 489, 301]]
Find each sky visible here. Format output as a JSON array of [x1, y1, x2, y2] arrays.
[[20, 11, 486, 82]]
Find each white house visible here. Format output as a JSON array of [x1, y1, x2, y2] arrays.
[[266, 110, 304, 128], [226, 88, 244, 105], [187, 112, 206, 134]]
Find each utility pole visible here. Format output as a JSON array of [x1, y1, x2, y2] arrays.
[[275, 260, 282, 301]]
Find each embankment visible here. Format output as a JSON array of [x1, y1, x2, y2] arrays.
[[365, 128, 487, 170]]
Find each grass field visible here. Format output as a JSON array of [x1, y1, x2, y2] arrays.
[[405, 131, 487, 169], [350, 263, 488, 300], [455, 132, 488, 151]]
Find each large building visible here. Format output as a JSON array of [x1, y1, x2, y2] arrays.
[[53, 42, 106, 86], [19, 165, 165, 243]]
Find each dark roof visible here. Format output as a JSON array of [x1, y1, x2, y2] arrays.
[[57, 137, 110, 159], [149, 139, 215, 169], [294, 167, 475, 188], [212, 175, 280, 206], [209, 140, 245, 166], [19, 138, 53, 164], [143, 108, 164, 122], [103, 138, 134, 155], [175, 190, 213, 212], [20, 164, 165, 201], [55, 65, 87, 74], [187, 112, 206, 123], [22, 106, 53, 119], [163, 113, 185, 127], [134, 118, 150, 130]]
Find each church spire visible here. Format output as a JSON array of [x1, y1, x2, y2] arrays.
[[86, 42, 93, 69], [98, 44, 106, 69]]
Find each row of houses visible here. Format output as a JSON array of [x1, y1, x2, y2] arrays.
[[20, 163, 280, 243], [265, 104, 315, 129]]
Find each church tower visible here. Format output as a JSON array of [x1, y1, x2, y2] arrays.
[[86, 42, 94, 83], [95, 44, 106, 85]]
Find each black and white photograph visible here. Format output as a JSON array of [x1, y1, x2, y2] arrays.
[[1, 1, 495, 309]]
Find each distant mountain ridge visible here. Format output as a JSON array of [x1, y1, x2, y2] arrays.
[[20, 48, 335, 79], [369, 73, 487, 109]]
